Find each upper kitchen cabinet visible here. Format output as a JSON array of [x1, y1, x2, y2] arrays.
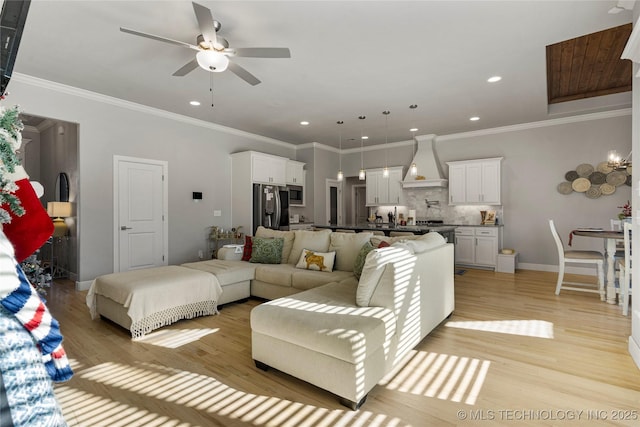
[[286, 160, 305, 185], [447, 158, 503, 205], [250, 152, 287, 185], [365, 167, 405, 206]]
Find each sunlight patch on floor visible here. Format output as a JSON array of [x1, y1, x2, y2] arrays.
[[133, 328, 220, 348], [63, 361, 410, 426], [445, 319, 554, 339], [54, 386, 196, 427], [380, 350, 490, 405]]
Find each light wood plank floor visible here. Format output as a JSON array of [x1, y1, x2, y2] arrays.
[[47, 269, 640, 426]]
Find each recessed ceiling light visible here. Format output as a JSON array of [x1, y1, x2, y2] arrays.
[[470, 116, 480, 121], [300, 121, 310, 126], [362, 136, 369, 140], [410, 127, 418, 132], [190, 101, 201, 106], [487, 76, 502, 83]]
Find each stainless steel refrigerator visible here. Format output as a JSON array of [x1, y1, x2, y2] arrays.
[[253, 184, 289, 234]]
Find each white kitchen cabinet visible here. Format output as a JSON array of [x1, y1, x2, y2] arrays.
[[365, 167, 405, 206], [447, 158, 502, 205], [455, 226, 501, 269], [251, 152, 287, 185], [286, 160, 305, 185]]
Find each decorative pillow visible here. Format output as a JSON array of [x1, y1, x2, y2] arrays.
[[250, 237, 284, 264], [356, 245, 412, 306], [329, 231, 373, 272], [288, 229, 332, 264], [353, 242, 374, 279], [295, 249, 336, 272], [255, 226, 295, 264], [241, 235, 253, 261], [378, 240, 390, 248]]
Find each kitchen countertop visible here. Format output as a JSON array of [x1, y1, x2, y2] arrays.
[[314, 224, 457, 234]]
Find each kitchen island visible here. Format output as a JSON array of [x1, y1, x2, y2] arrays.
[[314, 223, 457, 243]]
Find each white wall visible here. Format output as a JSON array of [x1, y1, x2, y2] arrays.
[[6, 75, 296, 284]]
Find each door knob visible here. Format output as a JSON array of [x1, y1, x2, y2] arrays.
[[121, 226, 133, 230]]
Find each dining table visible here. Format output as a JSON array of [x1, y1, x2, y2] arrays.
[[570, 229, 623, 304]]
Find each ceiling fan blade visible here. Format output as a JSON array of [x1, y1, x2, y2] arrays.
[[232, 47, 291, 58], [227, 61, 261, 86], [192, 2, 219, 47], [120, 27, 199, 51], [172, 59, 199, 76]]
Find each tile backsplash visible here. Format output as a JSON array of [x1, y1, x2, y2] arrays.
[[369, 188, 504, 225]]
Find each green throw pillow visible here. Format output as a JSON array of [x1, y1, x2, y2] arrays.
[[250, 237, 284, 264], [353, 241, 375, 279]]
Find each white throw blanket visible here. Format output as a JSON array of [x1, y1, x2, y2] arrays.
[[86, 266, 223, 338]]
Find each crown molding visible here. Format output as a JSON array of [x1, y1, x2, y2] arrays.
[[12, 73, 297, 150], [436, 108, 632, 142]]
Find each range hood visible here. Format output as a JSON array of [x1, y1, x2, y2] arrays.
[[402, 134, 448, 188]]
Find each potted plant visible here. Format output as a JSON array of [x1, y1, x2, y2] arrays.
[[618, 200, 632, 221]]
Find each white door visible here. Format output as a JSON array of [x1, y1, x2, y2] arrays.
[[114, 156, 168, 272]]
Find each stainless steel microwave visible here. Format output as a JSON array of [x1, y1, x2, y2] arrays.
[[288, 185, 303, 205]]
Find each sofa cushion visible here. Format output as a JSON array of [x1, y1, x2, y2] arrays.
[[291, 269, 354, 291], [328, 231, 374, 272], [353, 242, 375, 279], [251, 281, 396, 364], [288, 229, 332, 264], [406, 232, 446, 253], [255, 263, 297, 287], [295, 249, 336, 272], [255, 226, 295, 264], [181, 259, 256, 286], [370, 234, 418, 248], [356, 246, 413, 307], [242, 235, 253, 261], [250, 237, 284, 264]]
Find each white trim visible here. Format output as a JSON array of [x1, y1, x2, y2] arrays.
[[76, 280, 92, 292], [13, 73, 295, 150], [517, 262, 600, 276], [436, 108, 632, 142], [629, 334, 640, 370], [113, 155, 169, 272]]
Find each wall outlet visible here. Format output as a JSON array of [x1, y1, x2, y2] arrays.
[[198, 250, 203, 259], [213, 210, 222, 217]]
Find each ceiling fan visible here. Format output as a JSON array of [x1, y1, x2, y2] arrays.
[[120, 1, 291, 86]]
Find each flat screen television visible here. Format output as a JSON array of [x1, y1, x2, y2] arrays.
[[1, 0, 31, 98]]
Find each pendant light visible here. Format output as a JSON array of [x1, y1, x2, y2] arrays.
[[382, 110, 390, 178], [358, 115, 366, 180], [409, 104, 418, 176], [336, 120, 344, 181]]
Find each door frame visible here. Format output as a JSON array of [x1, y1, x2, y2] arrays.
[[325, 178, 343, 226], [351, 184, 366, 225], [113, 155, 169, 272]]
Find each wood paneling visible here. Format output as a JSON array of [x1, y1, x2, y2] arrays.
[[547, 24, 632, 104], [49, 269, 640, 426]]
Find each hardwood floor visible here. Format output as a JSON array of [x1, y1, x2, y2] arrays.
[[47, 269, 640, 426]]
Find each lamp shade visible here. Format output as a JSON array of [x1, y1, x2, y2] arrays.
[[196, 50, 229, 72], [47, 201, 72, 218]]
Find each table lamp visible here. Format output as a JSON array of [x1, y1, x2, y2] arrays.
[[47, 201, 72, 237]]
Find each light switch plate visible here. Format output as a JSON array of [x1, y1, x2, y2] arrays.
[[214, 210, 222, 217]]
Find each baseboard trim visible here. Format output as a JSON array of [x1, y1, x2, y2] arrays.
[[517, 263, 598, 276], [76, 280, 92, 291], [629, 335, 640, 371]]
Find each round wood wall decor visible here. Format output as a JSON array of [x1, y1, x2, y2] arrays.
[[557, 163, 630, 197]]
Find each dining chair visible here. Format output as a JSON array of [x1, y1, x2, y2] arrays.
[[616, 221, 632, 316], [549, 220, 604, 298]]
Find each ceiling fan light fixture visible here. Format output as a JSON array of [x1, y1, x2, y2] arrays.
[[196, 50, 229, 72]]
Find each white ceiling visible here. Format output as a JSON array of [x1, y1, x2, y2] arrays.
[[11, 1, 634, 149]]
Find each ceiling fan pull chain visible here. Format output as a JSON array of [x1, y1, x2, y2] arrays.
[[210, 72, 214, 108]]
